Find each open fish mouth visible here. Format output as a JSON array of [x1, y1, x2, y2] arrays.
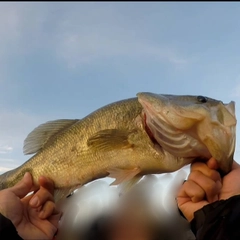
[[137, 92, 237, 172]]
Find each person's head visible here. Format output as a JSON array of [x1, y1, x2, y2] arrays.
[[83, 185, 192, 240]]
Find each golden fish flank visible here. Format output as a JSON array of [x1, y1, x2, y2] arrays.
[[0, 93, 237, 201]]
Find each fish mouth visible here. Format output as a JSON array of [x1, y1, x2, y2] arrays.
[[137, 92, 237, 173], [138, 93, 211, 160]]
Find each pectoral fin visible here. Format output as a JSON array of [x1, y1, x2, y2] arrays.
[[87, 129, 134, 151]]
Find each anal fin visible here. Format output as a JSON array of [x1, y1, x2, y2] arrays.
[[108, 167, 141, 186], [118, 175, 143, 196]]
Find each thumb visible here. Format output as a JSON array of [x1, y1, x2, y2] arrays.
[[206, 157, 219, 170], [10, 172, 33, 198]]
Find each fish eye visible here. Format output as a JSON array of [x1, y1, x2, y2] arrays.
[[197, 96, 207, 103]]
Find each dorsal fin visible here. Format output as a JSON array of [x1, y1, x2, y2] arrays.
[[23, 119, 79, 155]]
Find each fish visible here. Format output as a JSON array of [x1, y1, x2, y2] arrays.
[[0, 93, 237, 201]]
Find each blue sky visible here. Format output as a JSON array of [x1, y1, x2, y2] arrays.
[[0, 2, 240, 173]]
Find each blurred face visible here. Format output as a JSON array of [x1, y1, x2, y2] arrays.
[[108, 216, 152, 240], [106, 200, 155, 240]]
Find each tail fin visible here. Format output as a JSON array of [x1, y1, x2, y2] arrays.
[[0, 167, 23, 190], [0, 170, 11, 190]]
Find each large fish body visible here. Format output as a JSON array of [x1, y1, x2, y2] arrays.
[[0, 93, 237, 201]]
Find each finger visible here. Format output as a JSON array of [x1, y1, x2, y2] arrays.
[[188, 170, 221, 203], [10, 172, 33, 198], [39, 201, 56, 219], [30, 176, 55, 207], [38, 176, 55, 195], [178, 180, 206, 203], [177, 180, 211, 222], [37, 221, 58, 240], [48, 212, 63, 228], [176, 197, 209, 222], [206, 157, 219, 170], [191, 162, 221, 183], [30, 186, 54, 208]]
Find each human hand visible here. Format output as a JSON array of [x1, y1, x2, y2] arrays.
[[176, 158, 240, 222], [0, 172, 61, 240]]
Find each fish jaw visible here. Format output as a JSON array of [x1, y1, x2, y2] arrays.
[[197, 102, 236, 173], [137, 92, 237, 174]]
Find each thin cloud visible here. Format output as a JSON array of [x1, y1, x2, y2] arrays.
[[0, 157, 19, 174], [0, 167, 13, 174], [0, 145, 13, 154], [57, 35, 189, 69], [0, 3, 189, 70], [55, 15, 189, 69]]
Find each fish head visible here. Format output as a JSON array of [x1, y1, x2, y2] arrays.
[[137, 92, 237, 174]]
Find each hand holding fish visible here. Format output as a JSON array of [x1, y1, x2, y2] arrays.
[[177, 158, 240, 222], [0, 172, 61, 240]]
